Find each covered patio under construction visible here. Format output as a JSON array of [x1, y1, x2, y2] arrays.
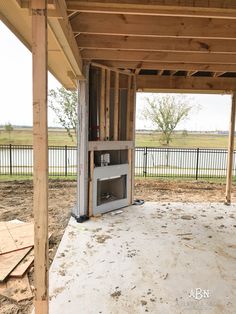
[[1, 1, 236, 313]]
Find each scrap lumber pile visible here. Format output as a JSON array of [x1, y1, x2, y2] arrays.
[[0, 220, 34, 302]]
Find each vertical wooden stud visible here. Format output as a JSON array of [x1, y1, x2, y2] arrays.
[[32, 1, 48, 313], [114, 72, 119, 141], [89, 150, 94, 217], [130, 76, 136, 204], [225, 92, 236, 204], [100, 68, 105, 141], [105, 69, 111, 140], [126, 76, 132, 140]]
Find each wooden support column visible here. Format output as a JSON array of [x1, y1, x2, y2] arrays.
[[100, 68, 105, 140], [32, 1, 48, 313], [75, 65, 89, 218], [105, 69, 110, 140], [113, 72, 119, 141], [126, 76, 132, 140], [88, 150, 94, 217], [225, 92, 236, 205]]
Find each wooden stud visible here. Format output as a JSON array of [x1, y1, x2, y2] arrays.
[[88, 140, 133, 151], [89, 150, 94, 216], [128, 148, 132, 205], [32, 1, 48, 313], [100, 68, 106, 140], [130, 77, 137, 204], [126, 76, 132, 140], [114, 72, 119, 141], [225, 92, 236, 205], [105, 69, 111, 140]]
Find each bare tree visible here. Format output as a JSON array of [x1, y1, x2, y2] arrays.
[[4, 122, 14, 142], [48, 87, 78, 141], [142, 94, 193, 145]]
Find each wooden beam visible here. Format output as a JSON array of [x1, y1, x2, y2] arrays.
[[113, 72, 119, 140], [136, 76, 236, 93], [66, 1, 236, 19], [81, 49, 236, 64], [105, 69, 111, 140], [77, 34, 236, 54], [48, 0, 83, 78], [158, 70, 164, 76], [99, 68, 106, 140], [32, 1, 48, 313], [225, 93, 236, 204], [97, 60, 236, 72], [88, 140, 134, 151], [71, 13, 236, 39], [213, 72, 226, 77]]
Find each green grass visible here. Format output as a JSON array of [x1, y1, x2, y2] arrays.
[[0, 127, 232, 148], [0, 175, 77, 181]]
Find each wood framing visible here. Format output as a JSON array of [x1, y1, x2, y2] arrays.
[[66, 1, 236, 19], [225, 93, 236, 204], [77, 34, 236, 54], [32, 1, 48, 313], [88, 141, 134, 151], [71, 13, 236, 39], [105, 69, 111, 140], [113, 72, 119, 140], [126, 76, 132, 140], [99, 68, 106, 140], [88, 150, 94, 217], [137, 76, 236, 93]]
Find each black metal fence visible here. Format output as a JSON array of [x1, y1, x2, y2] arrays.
[[0, 144, 234, 179]]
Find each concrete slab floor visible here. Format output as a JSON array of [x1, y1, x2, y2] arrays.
[[49, 202, 236, 314]]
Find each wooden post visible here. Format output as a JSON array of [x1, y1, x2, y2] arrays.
[[100, 68, 105, 140], [126, 76, 132, 140], [105, 69, 110, 140], [32, 1, 48, 313], [113, 72, 119, 141], [225, 92, 236, 204], [75, 65, 89, 218]]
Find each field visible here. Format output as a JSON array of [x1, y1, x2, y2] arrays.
[[0, 127, 232, 148]]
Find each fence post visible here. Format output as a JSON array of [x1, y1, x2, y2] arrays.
[[65, 145, 68, 177], [9, 144, 12, 176], [195, 148, 199, 180], [143, 147, 148, 177]]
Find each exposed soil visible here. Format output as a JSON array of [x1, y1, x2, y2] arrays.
[[0, 178, 235, 313]]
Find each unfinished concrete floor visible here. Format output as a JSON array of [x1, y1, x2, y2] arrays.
[[49, 202, 236, 314]]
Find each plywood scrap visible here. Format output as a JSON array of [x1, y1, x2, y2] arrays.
[[10, 249, 34, 278], [0, 274, 33, 302], [0, 221, 33, 255], [0, 247, 31, 282]]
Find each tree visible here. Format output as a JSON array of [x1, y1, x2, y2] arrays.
[[5, 123, 13, 142], [48, 87, 78, 141], [142, 94, 193, 145]]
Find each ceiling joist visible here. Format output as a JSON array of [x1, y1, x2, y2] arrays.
[[137, 75, 236, 93], [71, 13, 236, 39]]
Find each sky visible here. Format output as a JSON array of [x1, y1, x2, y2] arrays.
[[0, 21, 232, 131]]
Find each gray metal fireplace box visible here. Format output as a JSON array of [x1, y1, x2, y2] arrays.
[[92, 164, 130, 216]]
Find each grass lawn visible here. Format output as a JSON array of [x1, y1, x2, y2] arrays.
[[0, 127, 231, 148]]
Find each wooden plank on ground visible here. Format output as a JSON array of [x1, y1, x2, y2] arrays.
[[0, 222, 34, 255], [0, 247, 32, 282], [10, 249, 34, 277], [0, 274, 33, 302]]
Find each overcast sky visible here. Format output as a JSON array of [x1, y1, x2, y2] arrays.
[[0, 21, 232, 131]]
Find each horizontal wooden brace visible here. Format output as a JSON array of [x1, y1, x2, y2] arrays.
[[136, 75, 236, 93], [70, 13, 236, 39], [88, 141, 134, 151]]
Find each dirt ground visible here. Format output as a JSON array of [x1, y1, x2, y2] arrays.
[[0, 178, 235, 313]]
